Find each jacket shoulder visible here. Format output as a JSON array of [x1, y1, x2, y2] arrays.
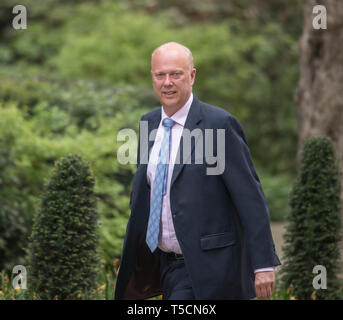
[[198, 100, 239, 126], [141, 107, 160, 121]]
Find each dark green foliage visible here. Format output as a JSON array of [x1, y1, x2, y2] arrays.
[[280, 136, 342, 299], [1, 0, 300, 173], [27, 154, 100, 299], [0, 71, 157, 132], [0, 75, 152, 270], [259, 171, 293, 221], [126, 0, 305, 38], [0, 138, 31, 271], [0, 108, 39, 271]]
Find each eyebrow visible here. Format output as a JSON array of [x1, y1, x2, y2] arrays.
[[152, 69, 184, 74]]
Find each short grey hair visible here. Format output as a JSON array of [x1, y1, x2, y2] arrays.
[[151, 42, 194, 70]]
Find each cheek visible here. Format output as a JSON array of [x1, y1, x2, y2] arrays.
[[179, 82, 190, 94], [152, 82, 162, 93]]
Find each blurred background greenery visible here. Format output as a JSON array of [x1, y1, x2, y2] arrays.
[[0, 0, 304, 273]]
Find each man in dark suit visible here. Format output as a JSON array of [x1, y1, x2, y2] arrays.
[[115, 42, 281, 300]]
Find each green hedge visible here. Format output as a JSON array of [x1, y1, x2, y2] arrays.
[[0, 78, 154, 270], [2, 0, 299, 173], [27, 154, 100, 299], [280, 136, 342, 299]]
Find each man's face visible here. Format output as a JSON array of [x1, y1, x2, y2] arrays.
[[151, 49, 196, 111]]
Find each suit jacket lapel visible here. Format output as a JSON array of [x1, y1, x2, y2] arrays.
[[170, 96, 203, 190]]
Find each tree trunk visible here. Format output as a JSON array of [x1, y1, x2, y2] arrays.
[[297, 0, 343, 220]]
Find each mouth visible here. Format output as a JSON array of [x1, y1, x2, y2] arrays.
[[162, 91, 177, 97]]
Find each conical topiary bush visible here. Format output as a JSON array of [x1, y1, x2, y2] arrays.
[[27, 154, 100, 299], [280, 136, 342, 299]]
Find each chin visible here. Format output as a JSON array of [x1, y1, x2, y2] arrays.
[[161, 99, 179, 109]]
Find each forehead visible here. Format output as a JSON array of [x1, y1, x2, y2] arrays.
[[151, 49, 190, 72]]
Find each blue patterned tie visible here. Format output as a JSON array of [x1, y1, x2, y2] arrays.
[[146, 117, 175, 252]]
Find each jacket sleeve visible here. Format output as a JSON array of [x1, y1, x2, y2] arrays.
[[221, 114, 281, 270]]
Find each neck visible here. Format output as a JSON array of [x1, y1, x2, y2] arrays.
[[162, 93, 192, 117], [163, 105, 180, 118]]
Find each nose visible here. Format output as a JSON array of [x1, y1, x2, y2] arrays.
[[163, 74, 173, 87]]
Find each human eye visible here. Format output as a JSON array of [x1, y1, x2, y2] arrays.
[[170, 72, 182, 79], [154, 73, 165, 79]]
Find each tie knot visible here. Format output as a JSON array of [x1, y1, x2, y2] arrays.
[[163, 118, 175, 129]]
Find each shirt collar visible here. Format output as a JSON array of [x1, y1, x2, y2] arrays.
[[161, 93, 193, 127]]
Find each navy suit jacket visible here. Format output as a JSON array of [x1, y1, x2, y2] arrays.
[[115, 95, 281, 300]]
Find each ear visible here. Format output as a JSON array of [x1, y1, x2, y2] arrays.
[[190, 68, 196, 85]]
